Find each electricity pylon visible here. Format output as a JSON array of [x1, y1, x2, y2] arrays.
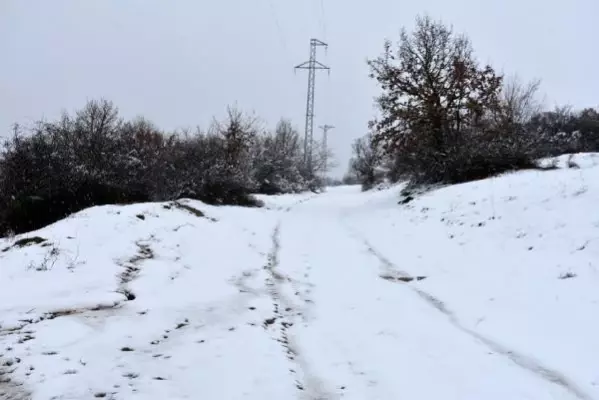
[[295, 39, 330, 174]]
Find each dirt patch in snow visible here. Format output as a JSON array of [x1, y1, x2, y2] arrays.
[[2, 236, 50, 253], [0, 301, 123, 337], [0, 371, 30, 400], [0, 352, 30, 399], [169, 201, 217, 222], [173, 202, 205, 218], [380, 274, 427, 283], [117, 240, 155, 301]]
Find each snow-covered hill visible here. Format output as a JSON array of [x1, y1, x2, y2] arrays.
[[2, 154, 599, 400]]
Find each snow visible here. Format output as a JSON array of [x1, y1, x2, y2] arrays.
[[2, 154, 599, 399]]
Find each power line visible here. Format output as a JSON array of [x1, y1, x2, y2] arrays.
[[266, 0, 289, 59], [319, 0, 327, 41], [295, 38, 330, 175]]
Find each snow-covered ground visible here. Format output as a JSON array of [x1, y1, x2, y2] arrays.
[[2, 154, 599, 399]]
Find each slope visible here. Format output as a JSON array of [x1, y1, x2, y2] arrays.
[[1, 154, 599, 399], [0, 196, 312, 399]]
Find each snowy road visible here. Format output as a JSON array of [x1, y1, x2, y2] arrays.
[[2, 162, 599, 399], [263, 187, 591, 400]]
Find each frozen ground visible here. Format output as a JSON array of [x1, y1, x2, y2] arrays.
[[1, 154, 599, 399]]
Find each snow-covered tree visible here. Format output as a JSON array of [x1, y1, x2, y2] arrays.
[[253, 119, 305, 194]]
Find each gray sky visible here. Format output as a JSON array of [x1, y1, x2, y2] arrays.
[[1, 0, 598, 177]]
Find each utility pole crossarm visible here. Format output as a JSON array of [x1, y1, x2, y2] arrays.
[[294, 61, 311, 69], [311, 38, 328, 47], [295, 61, 330, 70]]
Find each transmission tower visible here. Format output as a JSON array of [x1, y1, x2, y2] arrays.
[[319, 124, 334, 178], [295, 38, 330, 173]]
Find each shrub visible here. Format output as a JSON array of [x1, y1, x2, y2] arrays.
[[0, 101, 308, 236]]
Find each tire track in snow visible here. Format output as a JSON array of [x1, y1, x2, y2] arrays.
[[343, 222, 594, 400], [411, 288, 594, 400], [360, 236, 412, 279], [263, 222, 338, 400], [344, 224, 426, 282]]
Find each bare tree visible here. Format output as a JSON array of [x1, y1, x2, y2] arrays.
[[75, 98, 120, 137], [496, 75, 543, 128], [348, 133, 383, 190], [368, 15, 502, 157], [366, 16, 556, 184], [311, 138, 337, 177]]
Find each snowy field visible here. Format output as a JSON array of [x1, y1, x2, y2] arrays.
[[2, 153, 599, 399]]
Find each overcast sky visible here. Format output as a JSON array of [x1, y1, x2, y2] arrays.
[[1, 0, 598, 176]]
